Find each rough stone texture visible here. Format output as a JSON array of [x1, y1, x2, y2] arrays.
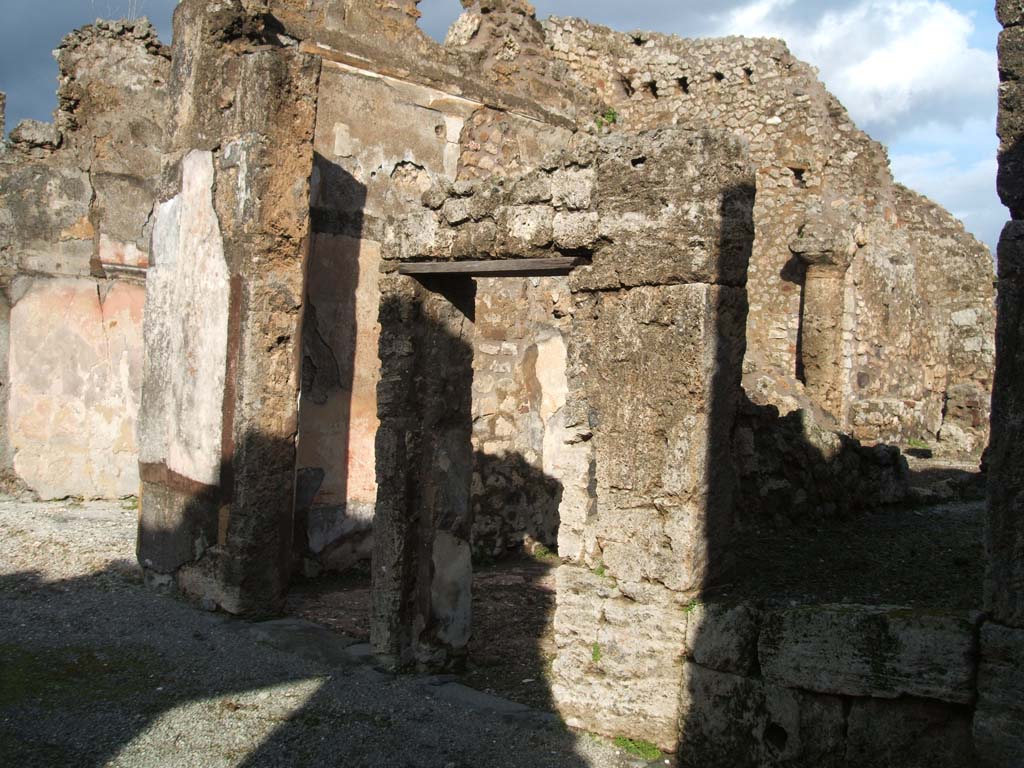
[[675, 612, 979, 767], [970, 16, 1024, 766], [0, 5, 1008, 763], [758, 604, 981, 704], [733, 399, 910, 527], [374, 126, 752, 740], [974, 622, 1024, 766], [684, 601, 762, 677], [990, 11, 1024, 635], [542, 18, 995, 453], [677, 664, 848, 768], [471, 275, 575, 557], [552, 566, 692, 751], [136, 0, 320, 615], [372, 274, 476, 669], [297, 37, 574, 571], [844, 697, 978, 768]]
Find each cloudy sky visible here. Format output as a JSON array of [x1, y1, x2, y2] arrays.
[[0, 0, 1003, 250]]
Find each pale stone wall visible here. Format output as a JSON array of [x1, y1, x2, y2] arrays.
[[376, 125, 754, 741], [0, 19, 169, 499], [470, 275, 575, 558], [8, 278, 144, 499]]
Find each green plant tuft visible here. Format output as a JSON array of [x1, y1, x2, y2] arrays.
[[613, 736, 662, 761], [591, 642, 602, 663], [594, 107, 619, 131], [531, 544, 559, 562]]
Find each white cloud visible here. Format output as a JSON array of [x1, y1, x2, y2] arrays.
[[709, 0, 996, 143]]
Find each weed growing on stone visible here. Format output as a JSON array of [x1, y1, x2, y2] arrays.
[[531, 544, 559, 562], [591, 642, 602, 663], [613, 736, 662, 761], [595, 107, 619, 131], [683, 599, 701, 614]]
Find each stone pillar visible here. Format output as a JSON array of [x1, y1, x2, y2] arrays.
[[372, 274, 476, 670], [974, 5, 1024, 764], [789, 213, 858, 419], [549, 131, 754, 751], [552, 282, 748, 750], [136, 0, 320, 615]]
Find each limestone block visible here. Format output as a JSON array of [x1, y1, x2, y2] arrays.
[[758, 605, 981, 704], [845, 698, 977, 768], [974, 622, 1024, 766], [9, 120, 61, 149], [677, 664, 768, 768], [571, 283, 745, 591], [677, 666, 847, 768], [684, 601, 762, 676], [498, 204, 553, 251], [550, 166, 594, 210], [551, 211, 599, 249], [552, 565, 689, 750], [571, 129, 754, 291]]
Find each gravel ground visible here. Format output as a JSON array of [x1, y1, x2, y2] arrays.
[[0, 496, 649, 768]]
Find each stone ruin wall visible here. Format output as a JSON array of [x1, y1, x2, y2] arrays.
[[541, 18, 996, 455], [0, 1, 995, 554], [0, 1, 1016, 764], [376, 122, 753, 740], [295, 4, 581, 571], [0, 20, 169, 499]]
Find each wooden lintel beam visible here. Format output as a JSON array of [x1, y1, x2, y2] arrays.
[[397, 257, 586, 277]]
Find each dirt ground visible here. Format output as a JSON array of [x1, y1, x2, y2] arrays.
[[0, 496, 639, 768], [288, 555, 561, 711]]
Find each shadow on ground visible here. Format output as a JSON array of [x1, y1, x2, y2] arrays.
[[0, 562, 610, 768]]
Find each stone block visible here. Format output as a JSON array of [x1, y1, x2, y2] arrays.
[[677, 665, 847, 768], [677, 664, 767, 768], [9, 120, 61, 149], [845, 698, 977, 768], [974, 622, 1024, 766], [758, 605, 981, 704], [571, 283, 745, 591], [684, 601, 762, 676], [550, 166, 594, 210], [552, 565, 689, 751]]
